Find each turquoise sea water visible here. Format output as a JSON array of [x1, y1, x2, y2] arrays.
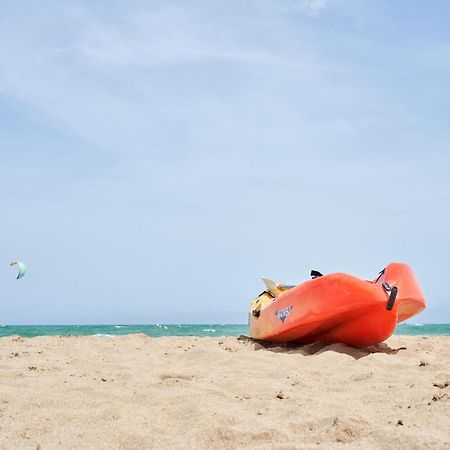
[[0, 323, 449, 338]]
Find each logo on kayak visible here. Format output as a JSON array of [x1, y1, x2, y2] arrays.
[[275, 306, 293, 323]]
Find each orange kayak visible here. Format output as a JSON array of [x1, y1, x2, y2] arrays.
[[248, 262, 425, 347]]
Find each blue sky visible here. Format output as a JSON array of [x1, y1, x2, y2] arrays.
[[1, 0, 449, 324]]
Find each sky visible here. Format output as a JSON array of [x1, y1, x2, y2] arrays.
[[1, 0, 449, 324]]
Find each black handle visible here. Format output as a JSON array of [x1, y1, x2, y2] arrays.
[[382, 282, 398, 311]]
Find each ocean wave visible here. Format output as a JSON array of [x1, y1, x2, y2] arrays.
[[202, 329, 216, 332], [114, 325, 126, 328], [93, 334, 115, 337]]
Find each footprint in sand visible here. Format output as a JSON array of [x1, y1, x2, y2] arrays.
[[159, 374, 194, 384]]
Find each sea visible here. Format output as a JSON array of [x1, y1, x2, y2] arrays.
[[0, 323, 449, 338]]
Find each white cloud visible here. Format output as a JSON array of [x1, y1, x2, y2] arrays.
[[0, 1, 379, 163], [299, 0, 329, 16]]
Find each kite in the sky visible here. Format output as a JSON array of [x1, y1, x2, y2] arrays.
[[10, 261, 27, 279]]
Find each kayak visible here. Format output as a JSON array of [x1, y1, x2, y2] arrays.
[[248, 262, 425, 347]]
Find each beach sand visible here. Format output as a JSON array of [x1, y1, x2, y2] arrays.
[[0, 335, 448, 449]]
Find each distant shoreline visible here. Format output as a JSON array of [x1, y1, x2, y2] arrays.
[[1, 323, 449, 338]]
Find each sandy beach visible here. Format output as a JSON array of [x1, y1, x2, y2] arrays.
[[0, 335, 448, 449]]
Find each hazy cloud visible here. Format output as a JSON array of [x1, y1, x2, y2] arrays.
[[1, 0, 449, 324]]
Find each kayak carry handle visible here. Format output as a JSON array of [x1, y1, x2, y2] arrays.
[[386, 287, 398, 310], [382, 282, 398, 311]]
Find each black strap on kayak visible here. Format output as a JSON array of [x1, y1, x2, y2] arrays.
[[375, 268, 385, 284], [382, 282, 398, 311], [310, 270, 323, 279]]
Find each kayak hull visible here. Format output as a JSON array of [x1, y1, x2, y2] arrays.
[[248, 263, 425, 347]]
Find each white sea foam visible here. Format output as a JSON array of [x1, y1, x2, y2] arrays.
[[114, 325, 126, 328], [93, 334, 115, 337], [202, 328, 216, 332]]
